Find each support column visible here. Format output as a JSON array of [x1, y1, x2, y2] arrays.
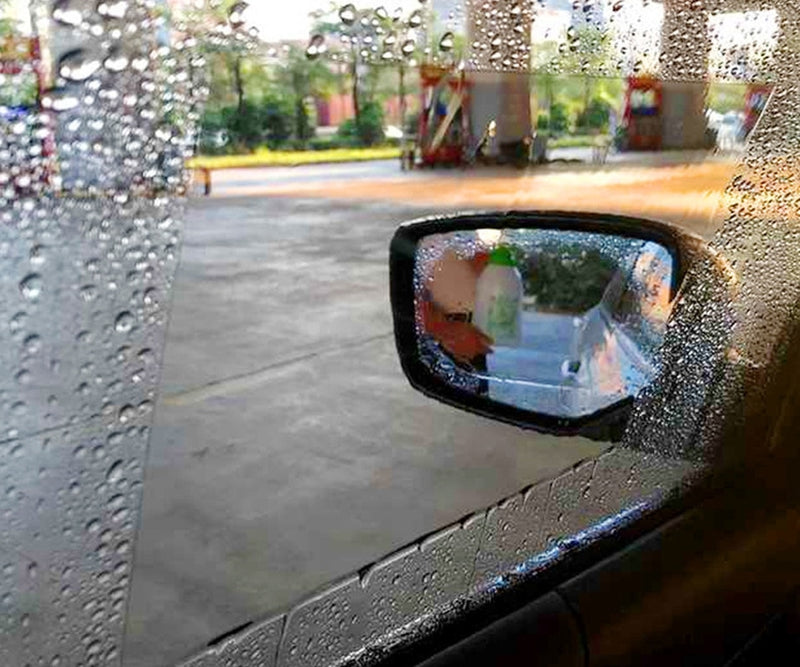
[[659, 0, 712, 150], [466, 0, 532, 157]]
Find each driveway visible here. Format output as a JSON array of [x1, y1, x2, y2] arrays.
[[124, 196, 604, 667]]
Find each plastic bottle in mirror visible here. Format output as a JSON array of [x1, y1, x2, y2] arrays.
[[474, 246, 523, 347]]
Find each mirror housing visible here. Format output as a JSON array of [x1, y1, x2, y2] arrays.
[[390, 211, 700, 440]]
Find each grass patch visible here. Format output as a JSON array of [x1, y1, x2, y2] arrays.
[[548, 134, 605, 149], [188, 146, 401, 170]]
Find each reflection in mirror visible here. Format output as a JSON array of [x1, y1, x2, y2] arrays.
[[416, 228, 675, 419]]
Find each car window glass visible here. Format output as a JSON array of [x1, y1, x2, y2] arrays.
[[0, 2, 793, 667]]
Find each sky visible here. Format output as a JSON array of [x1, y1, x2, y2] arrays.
[[252, 1, 421, 42], [1, 0, 778, 59]]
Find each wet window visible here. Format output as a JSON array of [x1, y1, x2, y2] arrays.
[[1, 1, 796, 666]]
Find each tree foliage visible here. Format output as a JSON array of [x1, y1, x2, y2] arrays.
[[532, 26, 624, 135], [275, 45, 335, 146], [0, 0, 18, 38], [337, 100, 385, 146]]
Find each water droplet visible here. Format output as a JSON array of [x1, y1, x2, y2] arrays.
[[23, 334, 41, 355], [114, 312, 134, 333], [111, 506, 129, 522], [104, 50, 130, 73], [439, 32, 455, 52], [20, 274, 43, 301], [306, 34, 326, 60], [117, 404, 136, 425], [106, 460, 124, 484], [80, 285, 98, 302], [408, 9, 423, 28], [228, 1, 249, 27], [339, 3, 357, 25], [97, 0, 129, 19], [53, 1, 83, 26], [9, 311, 27, 333], [29, 245, 46, 267], [58, 49, 102, 82], [107, 493, 125, 510], [41, 88, 80, 112]]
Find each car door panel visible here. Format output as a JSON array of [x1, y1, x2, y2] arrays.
[[417, 592, 584, 667]]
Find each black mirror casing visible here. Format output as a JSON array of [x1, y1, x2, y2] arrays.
[[390, 210, 701, 440]]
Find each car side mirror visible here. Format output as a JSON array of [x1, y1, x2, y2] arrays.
[[390, 211, 693, 440]]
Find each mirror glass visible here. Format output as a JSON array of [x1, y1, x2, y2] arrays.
[[415, 227, 675, 419]]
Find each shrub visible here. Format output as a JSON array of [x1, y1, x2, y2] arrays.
[[198, 110, 230, 154], [202, 97, 295, 153], [576, 98, 611, 131], [308, 136, 358, 151], [262, 96, 293, 149], [294, 98, 315, 146], [358, 101, 385, 146], [338, 101, 385, 147], [222, 101, 264, 151], [537, 104, 570, 136], [536, 113, 550, 131], [549, 102, 570, 134]]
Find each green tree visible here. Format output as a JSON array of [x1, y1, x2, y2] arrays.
[[222, 100, 263, 149], [262, 94, 294, 148], [532, 40, 561, 127], [533, 27, 615, 129], [561, 26, 614, 120], [172, 1, 301, 151], [311, 3, 430, 146], [172, 0, 258, 113], [310, 4, 408, 128], [337, 99, 384, 146], [0, 3, 13, 38], [311, 16, 366, 127], [576, 97, 611, 131], [276, 45, 334, 145]]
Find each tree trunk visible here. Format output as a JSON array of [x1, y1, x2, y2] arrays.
[[234, 55, 245, 113], [583, 76, 591, 119], [351, 56, 360, 126], [399, 64, 406, 131], [293, 72, 309, 142], [399, 64, 407, 165]]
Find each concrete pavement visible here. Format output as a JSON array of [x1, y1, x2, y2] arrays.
[[123, 196, 604, 667], [202, 155, 737, 240], [201, 159, 404, 193]]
